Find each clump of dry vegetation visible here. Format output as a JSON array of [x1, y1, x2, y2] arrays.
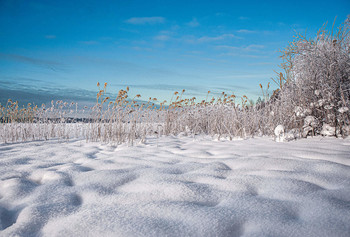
[[269, 16, 350, 138], [1, 17, 349, 144]]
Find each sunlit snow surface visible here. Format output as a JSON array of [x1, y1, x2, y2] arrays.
[[1, 136, 350, 237]]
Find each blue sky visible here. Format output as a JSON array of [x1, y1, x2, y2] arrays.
[[1, 0, 349, 105]]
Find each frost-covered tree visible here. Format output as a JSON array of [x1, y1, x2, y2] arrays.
[[273, 16, 350, 137]]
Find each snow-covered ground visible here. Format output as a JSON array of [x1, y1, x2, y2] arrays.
[[0, 135, 350, 237]]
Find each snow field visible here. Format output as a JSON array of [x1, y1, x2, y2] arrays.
[[0, 136, 350, 236]]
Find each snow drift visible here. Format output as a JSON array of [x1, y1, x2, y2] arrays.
[[0, 136, 349, 236]]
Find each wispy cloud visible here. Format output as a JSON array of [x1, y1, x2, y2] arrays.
[[245, 44, 265, 50], [79, 40, 98, 45], [99, 37, 113, 41], [45, 35, 56, 39], [110, 83, 202, 92], [248, 62, 275, 66], [71, 56, 198, 80], [212, 84, 249, 91], [154, 30, 176, 41], [236, 29, 256, 34], [0, 53, 65, 71], [187, 17, 199, 27], [216, 44, 268, 58], [196, 34, 241, 43], [215, 12, 229, 17], [119, 27, 140, 33], [0, 80, 98, 106], [179, 34, 241, 44], [219, 52, 267, 58], [215, 73, 272, 79], [216, 44, 265, 52], [131, 46, 152, 51], [238, 16, 250, 20], [154, 35, 170, 41], [125, 17, 165, 25]]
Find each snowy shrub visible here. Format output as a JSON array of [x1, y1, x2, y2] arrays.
[[271, 16, 350, 138], [302, 116, 318, 137]]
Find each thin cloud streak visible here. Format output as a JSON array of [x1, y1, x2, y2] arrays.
[[219, 53, 268, 58], [125, 17, 165, 25], [198, 34, 241, 42], [79, 41, 99, 45], [239, 16, 250, 20], [187, 17, 200, 27], [216, 44, 265, 52], [215, 73, 272, 79], [45, 35, 56, 39], [154, 35, 170, 41], [0, 53, 66, 71], [236, 29, 256, 33], [180, 34, 242, 44]]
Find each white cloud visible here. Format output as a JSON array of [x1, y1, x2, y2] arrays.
[[187, 18, 199, 27], [99, 37, 113, 41], [245, 44, 265, 50], [248, 62, 275, 66], [215, 73, 272, 79], [159, 30, 172, 35], [154, 35, 170, 41], [216, 44, 267, 58], [219, 52, 267, 58], [216, 45, 240, 50], [239, 16, 250, 20], [215, 12, 229, 17], [236, 29, 256, 34], [45, 35, 56, 39], [131, 46, 152, 51], [216, 44, 265, 52], [179, 34, 242, 44], [197, 34, 241, 42], [0, 53, 65, 71], [125, 17, 165, 25], [79, 41, 98, 45]]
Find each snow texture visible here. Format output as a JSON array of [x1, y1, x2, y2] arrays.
[[1, 136, 350, 237]]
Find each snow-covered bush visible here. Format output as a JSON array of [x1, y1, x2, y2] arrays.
[[271, 16, 350, 138]]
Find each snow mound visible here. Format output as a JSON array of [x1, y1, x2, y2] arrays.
[[321, 124, 336, 136], [274, 125, 285, 142]]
